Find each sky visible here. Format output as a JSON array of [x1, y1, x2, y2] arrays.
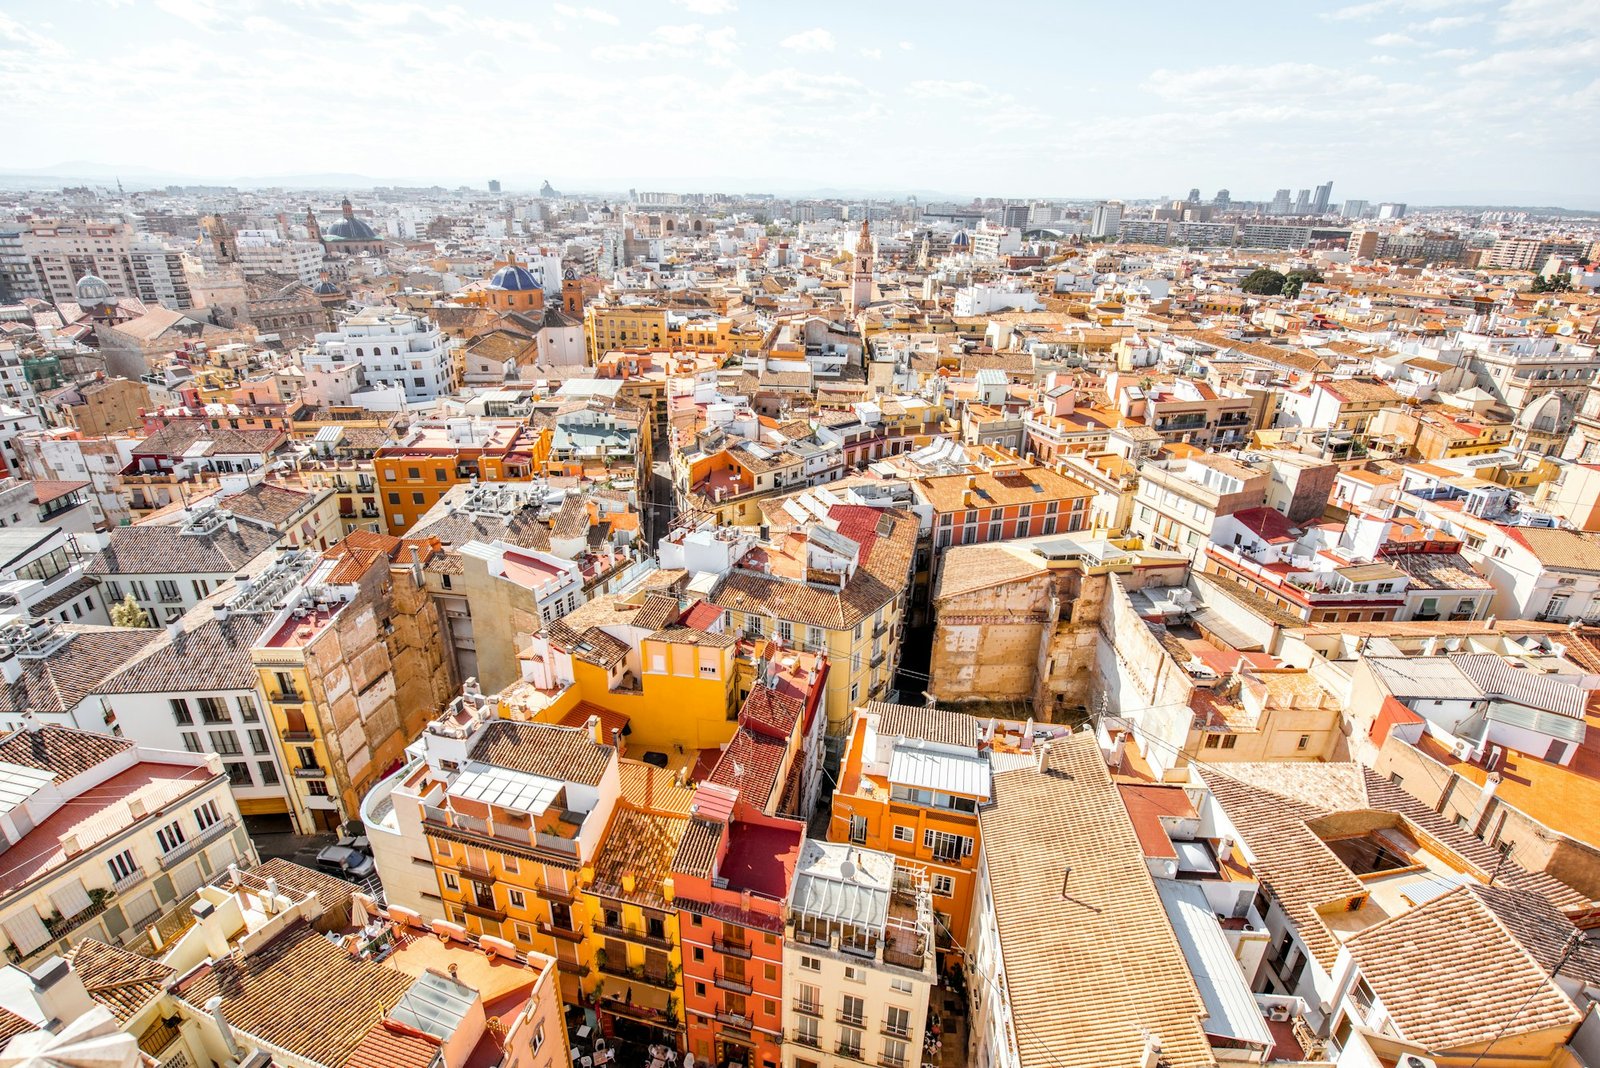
[[3, 0, 1598, 206]]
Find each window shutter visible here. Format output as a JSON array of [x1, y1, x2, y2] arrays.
[[2, 908, 51, 955], [49, 879, 93, 919]]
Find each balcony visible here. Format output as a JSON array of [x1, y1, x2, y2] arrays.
[[838, 1011, 866, 1029], [713, 935, 752, 958], [880, 1057, 908, 1068], [458, 859, 493, 882], [882, 1022, 911, 1039], [536, 919, 586, 942], [791, 1030, 821, 1050], [110, 868, 146, 895], [794, 1001, 822, 1019], [269, 690, 305, 704], [836, 1043, 865, 1060], [464, 900, 506, 922], [595, 919, 674, 950], [598, 957, 678, 989], [714, 1009, 752, 1030], [43, 889, 115, 942], [293, 765, 327, 779], [714, 971, 753, 995], [158, 817, 236, 870], [870, 651, 887, 669], [872, 619, 889, 639], [281, 730, 314, 743]]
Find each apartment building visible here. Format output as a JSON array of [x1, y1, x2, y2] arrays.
[[235, 535, 455, 833], [16, 220, 137, 304], [374, 418, 547, 535], [0, 722, 255, 968], [916, 462, 1094, 554], [1130, 455, 1269, 564], [830, 703, 985, 965], [312, 308, 453, 405], [85, 505, 280, 624], [781, 841, 935, 1068]]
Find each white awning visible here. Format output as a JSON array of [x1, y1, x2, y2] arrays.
[[2, 908, 51, 955], [49, 880, 93, 919]]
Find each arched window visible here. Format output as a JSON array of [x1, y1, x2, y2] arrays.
[[392, 346, 399, 356], [355, 347, 364, 357]]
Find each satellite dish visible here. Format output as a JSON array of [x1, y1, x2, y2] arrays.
[[840, 858, 856, 880]]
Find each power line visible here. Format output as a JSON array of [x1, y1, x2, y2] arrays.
[[1465, 930, 1589, 1068]]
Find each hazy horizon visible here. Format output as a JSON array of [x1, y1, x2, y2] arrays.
[[4, 0, 1597, 208]]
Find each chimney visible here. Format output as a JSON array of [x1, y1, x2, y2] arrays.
[[28, 957, 95, 1030], [206, 995, 243, 1059], [621, 873, 637, 894], [60, 834, 83, 858], [1138, 1033, 1162, 1068], [0, 651, 20, 685], [587, 714, 605, 746], [264, 876, 279, 915], [193, 900, 230, 962]]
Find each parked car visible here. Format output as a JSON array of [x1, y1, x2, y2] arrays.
[[315, 843, 375, 881]]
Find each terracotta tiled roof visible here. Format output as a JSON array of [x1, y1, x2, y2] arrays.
[[739, 685, 803, 741], [66, 939, 174, 1023], [96, 617, 261, 694], [978, 734, 1215, 1068], [591, 806, 689, 909], [672, 817, 722, 879], [174, 923, 413, 1067], [707, 728, 788, 811], [471, 720, 614, 786], [85, 522, 281, 576], [0, 723, 131, 781], [933, 543, 1049, 601], [1505, 526, 1600, 572], [1344, 887, 1579, 1050], [867, 701, 980, 748], [342, 1020, 442, 1068], [0, 628, 162, 714]]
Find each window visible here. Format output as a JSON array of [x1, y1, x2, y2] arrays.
[[932, 874, 955, 897], [843, 964, 864, 983], [692, 946, 705, 962], [892, 825, 913, 843], [508, 888, 526, 909], [170, 698, 192, 725], [384, 469, 396, 481], [198, 697, 229, 724], [532, 1021, 545, 1053], [407, 467, 421, 480], [795, 1017, 819, 1048], [212, 732, 242, 756], [181, 731, 202, 753], [838, 1027, 863, 1058], [503, 855, 519, 875], [1204, 734, 1221, 749], [443, 872, 459, 891], [923, 829, 972, 862], [258, 761, 279, 786], [248, 729, 269, 755], [1221, 735, 1238, 749], [224, 762, 251, 787], [388, 492, 401, 504], [107, 849, 138, 883], [1297, 734, 1310, 750], [434, 469, 447, 481], [889, 976, 914, 994], [800, 955, 821, 972], [308, 780, 329, 797], [884, 1006, 912, 1039], [850, 682, 859, 703], [840, 994, 866, 1027], [156, 821, 186, 853], [1389, 772, 1404, 787], [411, 492, 425, 505], [194, 800, 220, 830], [237, 695, 260, 722], [849, 815, 868, 845], [694, 981, 707, 998]]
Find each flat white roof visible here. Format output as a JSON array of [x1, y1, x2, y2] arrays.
[[888, 740, 992, 799], [450, 762, 562, 814]]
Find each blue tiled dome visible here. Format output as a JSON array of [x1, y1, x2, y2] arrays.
[[489, 264, 541, 291], [75, 274, 114, 303], [312, 280, 341, 295]]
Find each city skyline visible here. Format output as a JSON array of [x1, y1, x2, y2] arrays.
[[2, 0, 1598, 207]]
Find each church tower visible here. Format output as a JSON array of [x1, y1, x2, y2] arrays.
[[849, 219, 874, 315], [305, 205, 323, 247]]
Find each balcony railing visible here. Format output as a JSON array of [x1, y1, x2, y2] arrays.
[[595, 919, 673, 950], [838, 1011, 866, 1029], [158, 817, 235, 870], [536, 919, 586, 942], [44, 889, 114, 942], [836, 1043, 864, 1060], [794, 1001, 822, 1018], [714, 1010, 751, 1030], [293, 765, 326, 779], [714, 935, 752, 958], [110, 868, 146, 894], [281, 730, 314, 742], [791, 1030, 821, 1049], [598, 958, 677, 989], [882, 1021, 911, 1039], [714, 971, 753, 995]]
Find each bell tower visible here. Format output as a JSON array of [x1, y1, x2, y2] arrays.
[[849, 219, 874, 315]]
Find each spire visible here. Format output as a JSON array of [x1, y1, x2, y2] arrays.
[[341, 197, 355, 219], [856, 219, 872, 257]]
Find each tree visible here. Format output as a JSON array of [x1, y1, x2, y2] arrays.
[[1530, 274, 1571, 293], [110, 593, 152, 628], [1282, 269, 1324, 298], [1240, 268, 1286, 295]]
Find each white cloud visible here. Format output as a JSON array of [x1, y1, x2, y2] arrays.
[[1325, 0, 1477, 19], [602, 23, 737, 65], [1492, 0, 1600, 40], [154, 0, 223, 29], [0, 12, 68, 55], [780, 27, 835, 53], [1368, 32, 1417, 46], [671, 0, 736, 12], [898, 40, 914, 50], [1410, 14, 1482, 31], [553, 4, 620, 25], [1369, 53, 1398, 64], [859, 47, 882, 59], [1427, 46, 1475, 58]]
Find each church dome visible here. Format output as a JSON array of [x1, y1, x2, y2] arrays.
[[324, 215, 378, 241], [952, 229, 971, 249], [312, 279, 341, 295], [489, 264, 541, 291], [74, 273, 114, 303]]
